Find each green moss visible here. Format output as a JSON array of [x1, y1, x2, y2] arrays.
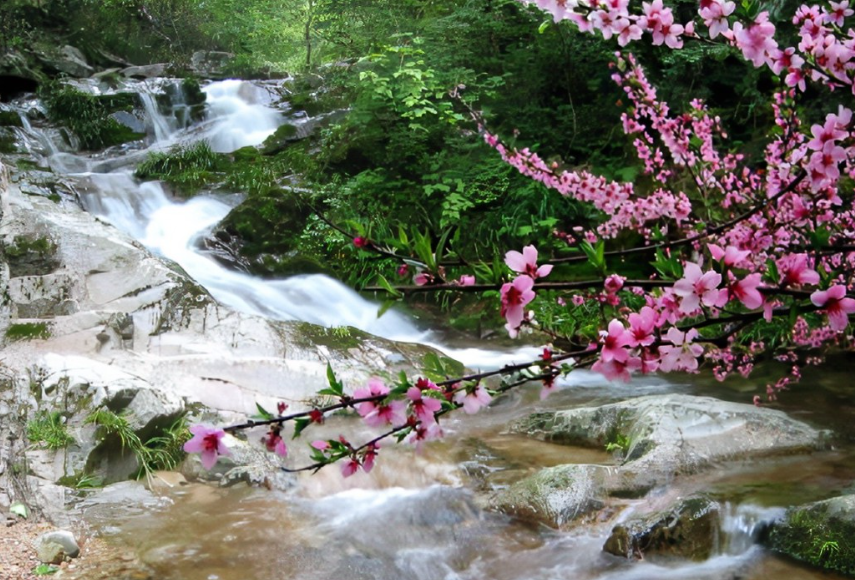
[[292, 321, 365, 350], [0, 110, 23, 127], [768, 501, 855, 576], [0, 128, 18, 153], [5, 322, 51, 341], [5, 235, 55, 257]]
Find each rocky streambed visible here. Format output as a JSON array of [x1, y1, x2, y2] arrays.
[[0, 60, 854, 579]]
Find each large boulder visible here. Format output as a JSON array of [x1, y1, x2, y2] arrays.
[[490, 395, 828, 528], [767, 494, 855, 576], [512, 394, 827, 479]]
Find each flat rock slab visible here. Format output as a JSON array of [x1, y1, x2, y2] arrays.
[[512, 394, 828, 478]]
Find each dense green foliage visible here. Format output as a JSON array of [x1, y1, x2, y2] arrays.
[[39, 83, 144, 149], [3, 0, 794, 333]]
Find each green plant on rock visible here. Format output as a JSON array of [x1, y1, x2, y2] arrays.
[[5, 322, 51, 342], [26, 410, 74, 450], [85, 408, 190, 479], [605, 432, 631, 454], [39, 82, 144, 150]]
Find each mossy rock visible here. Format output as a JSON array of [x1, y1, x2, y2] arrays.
[[94, 92, 141, 113], [0, 127, 17, 153], [261, 123, 299, 155], [5, 322, 51, 342], [217, 192, 312, 268], [0, 110, 23, 127], [767, 495, 855, 576], [2, 234, 60, 277], [603, 496, 722, 561]]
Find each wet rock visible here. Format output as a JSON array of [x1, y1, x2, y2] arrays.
[[512, 394, 827, 478], [55, 46, 95, 79], [189, 51, 234, 78], [603, 496, 722, 561], [489, 464, 608, 528], [119, 64, 167, 79], [109, 111, 145, 135], [767, 494, 855, 576], [33, 529, 79, 563]]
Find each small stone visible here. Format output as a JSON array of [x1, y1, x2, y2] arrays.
[[33, 530, 80, 564]]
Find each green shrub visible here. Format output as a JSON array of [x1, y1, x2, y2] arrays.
[[27, 411, 74, 450]]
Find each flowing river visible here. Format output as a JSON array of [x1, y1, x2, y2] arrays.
[[6, 78, 855, 580]]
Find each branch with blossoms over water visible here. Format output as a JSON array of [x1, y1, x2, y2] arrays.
[[183, 0, 855, 475]]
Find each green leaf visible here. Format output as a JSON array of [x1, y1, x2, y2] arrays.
[[32, 564, 58, 576], [377, 275, 403, 298], [254, 403, 274, 420], [10, 501, 28, 519], [292, 418, 310, 439], [537, 20, 551, 34], [764, 258, 780, 285], [377, 299, 398, 318], [325, 363, 343, 396]]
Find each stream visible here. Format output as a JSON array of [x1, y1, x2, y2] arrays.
[[4, 78, 854, 580]]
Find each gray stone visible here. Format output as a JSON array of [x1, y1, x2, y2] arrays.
[[189, 51, 234, 78], [767, 494, 855, 576], [55, 46, 94, 78], [33, 529, 80, 563], [120, 64, 167, 79], [109, 111, 145, 134], [512, 394, 827, 478]]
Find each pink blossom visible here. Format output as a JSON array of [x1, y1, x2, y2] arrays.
[[810, 285, 855, 331], [311, 440, 330, 451], [826, 0, 854, 26], [600, 319, 631, 362], [707, 243, 750, 267], [362, 445, 378, 473], [732, 12, 778, 67], [353, 236, 369, 249], [778, 254, 820, 287], [414, 272, 432, 286], [454, 385, 492, 414], [658, 327, 705, 372], [407, 386, 442, 424], [627, 306, 657, 347], [592, 356, 642, 381], [505, 245, 553, 279], [501, 275, 536, 337], [604, 274, 625, 294], [184, 425, 231, 470], [274, 437, 288, 457], [699, 0, 736, 38], [341, 457, 361, 478], [727, 272, 764, 310], [406, 421, 444, 449], [673, 262, 724, 312], [457, 275, 476, 286], [353, 377, 390, 419]]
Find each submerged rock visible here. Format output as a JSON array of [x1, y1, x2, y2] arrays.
[[767, 494, 855, 576]]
